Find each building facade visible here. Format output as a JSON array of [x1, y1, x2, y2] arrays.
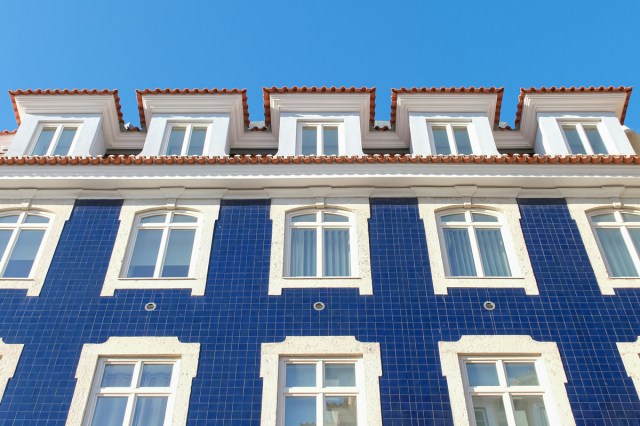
[[0, 86, 639, 425]]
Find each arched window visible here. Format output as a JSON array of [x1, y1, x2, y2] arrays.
[[438, 210, 514, 277], [286, 210, 354, 277], [124, 211, 199, 279], [0, 211, 50, 278], [590, 210, 640, 277]]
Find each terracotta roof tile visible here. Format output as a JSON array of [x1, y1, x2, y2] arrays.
[[390, 87, 504, 127], [262, 86, 376, 128], [9, 89, 124, 126], [135, 88, 249, 129], [0, 129, 16, 135], [515, 86, 633, 126]]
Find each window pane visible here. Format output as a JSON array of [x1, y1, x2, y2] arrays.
[[472, 396, 508, 426], [443, 228, 477, 276], [583, 125, 608, 154], [0, 230, 12, 264], [166, 127, 186, 155], [325, 364, 356, 387], [0, 215, 20, 223], [453, 126, 473, 155], [324, 229, 350, 277], [476, 229, 512, 277], [562, 125, 586, 154], [622, 213, 640, 223], [628, 229, 640, 262], [472, 213, 498, 223], [127, 229, 163, 278], [323, 126, 339, 156], [466, 363, 499, 386], [31, 127, 57, 156], [506, 363, 539, 386], [323, 213, 349, 223], [24, 214, 49, 224], [301, 126, 317, 155], [440, 213, 466, 223], [432, 126, 451, 155], [291, 213, 317, 223], [91, 397, 128, 426], [2, 229, 45, 278], [187, 127, 207, 155], [101, 364, 134, 387], [325, 396, 357, 426], [290, 229, 317, 277], [52, 128, 76, 156], [595, 228, 638, 277], [592, 213, 616, 223], [140, 215, 166, 224], [285, 396, 316, 426], [286, 364, 316, 387], [140, 364, 173, 387], [132, 396, 168, 426], [161, 229, 195, 277], [172, 214, 197, 223], [512, 395, 549, 426]]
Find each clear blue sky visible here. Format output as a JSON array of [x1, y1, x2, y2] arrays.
[[1, 0, 638, 131]]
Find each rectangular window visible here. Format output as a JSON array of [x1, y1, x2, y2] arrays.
[[298, 124, 341, 155], [429, 123, 473, 155], [561, 123, 608, 154], [164, 125, 209, 156], [31, 125, 78, 156]]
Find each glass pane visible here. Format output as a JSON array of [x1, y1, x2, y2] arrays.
[[453, 126, 473, 155], [140, 214, 166, 224], [583, 125, 608, 154], [140, 364, 173, 387], [472, 213, 498, 223], [472, 396, 508, 426], [324, 229, 350, 277], [166, 127, 186, 155], [323, 126, 339, 156], [0, 230, 12, 264], [187, 127, 207, 155], [161, 229, 195, 277], [592, 213, 616, 223], [466, 363, 499, 386], [52, 128, 77, 156], [0, 215, 19, 223], [31, 127, 57, 156], [476, 228, 512, 277], [628, 229, 640, 263], [132, 396, 168, 426], [291, 213, 317, 223], [290, 229, 317, 277], [100, 364, 134, 387], [562, 125, 586, 154], [440, 213, 466, 222], [24, 214, 49, 224], [325, 364, 356, 387], [506, 363, 539, 386], [91, 397, 127, 426], [323, 213, 349, 223], [325, 396, 357, 426], [172, 214, 197, 223], [285, 396, 316, 426], [443, 228, 477, 276], [285, 364, 316, 387], [512, 396, 549, 426], [432, 125, 451, 155], [2, 229, 45, 278], [301, 126, 317, 155], [595, 228, 638, 277], [127, 229, 163, 278], [622, 213, 640, 223]]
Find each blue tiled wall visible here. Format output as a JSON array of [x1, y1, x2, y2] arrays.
[[0, 198, 639, 425]]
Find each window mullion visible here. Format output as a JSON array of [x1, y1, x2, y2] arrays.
[[317, 225, 323, 277], [446, 124, 457, 154], [182, 125, 193, 156], [502, 392, 517, 426], [468, 226, 484, 276], [122, 393, 137, 426], [154, 226, 171, 278], [48, 125, 64, 156], [575, 124, 594, 154], [317, 126, 323, 156]]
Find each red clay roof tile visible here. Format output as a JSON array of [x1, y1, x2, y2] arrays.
[[0, 129, 16, 135]]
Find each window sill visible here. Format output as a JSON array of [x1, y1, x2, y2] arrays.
[[269, 276, 372, 295], [437, 275, 538, 295], [0, 278, 40, 295], [101, 277, 205, 296]]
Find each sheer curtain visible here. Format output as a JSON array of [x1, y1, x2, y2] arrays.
[[290, 229, 317, 276], [596, 228, 638, 276], [443, 229, 476, 276], [324, 229, 350, 276], [476, 229, 511, 276]]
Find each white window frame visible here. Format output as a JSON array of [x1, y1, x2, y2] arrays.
[[102, 198, 220, 296], [66, 337, 200, 426], [0, 211, 52, 278], [260, 336, 382, 426], [617, 337, 640, 397], [567, 199, 640, 295], [269, 198, 372, 295], [295, 122, 344, 156], [557, 119, 610, 155], [0, 199, 73, 296], [161, 122, 213, 156], [418, 198, 538, 295], [589, 209, 640, 277], [427, 121, 475, 155], [29, 123, 82, 156], [0, 338, 24, 402], [439, 335, 575, 426]]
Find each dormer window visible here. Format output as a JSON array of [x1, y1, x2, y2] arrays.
[[298, 123, 341, 156], [560, 122, 608, 154], [30, 125, 79, 156], [429, 123, 473, 155], [163, 124, 210, 156]]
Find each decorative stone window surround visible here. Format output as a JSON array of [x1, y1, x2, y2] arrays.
[[418, 197, 538, 295], [268, 197, 372, 295], [0, 339, 24, 402], [260, 336, 382, 426], [617, 337, 640, 397], [439, 335, 575, 426], [66, 337, 200, 426]]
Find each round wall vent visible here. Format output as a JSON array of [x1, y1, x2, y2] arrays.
[[313, 302, 326, 311]]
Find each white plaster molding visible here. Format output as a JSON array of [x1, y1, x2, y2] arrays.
[[418, 197, 539, 295], [268, 197, 372, 295], [617, 337, 640, 397], [101, 198, 220, 296], [66, 337, 200, 426], [260, 336, 382, 426], [439, 335, 575, 426], [0, 339, 24, 402]]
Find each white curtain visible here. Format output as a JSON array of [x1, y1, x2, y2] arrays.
[[596, 228, 637, 276], [290, 229, 317, 276], [324, 229, 350, 276], [476, 229, 511, 277], [443, 229, 476, 276]]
